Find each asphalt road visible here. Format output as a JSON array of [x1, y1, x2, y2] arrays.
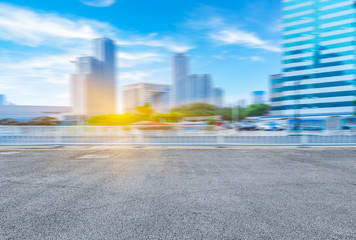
[[0, 147, 355, 239]]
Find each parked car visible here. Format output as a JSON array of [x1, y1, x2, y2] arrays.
[[257, 121, 285, 131], [236, 122, 257, 131]]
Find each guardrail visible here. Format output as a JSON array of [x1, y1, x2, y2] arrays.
[[0, 126, 355, 147]]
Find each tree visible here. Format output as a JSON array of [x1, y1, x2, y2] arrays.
[[29, 116, 60, 125], [171, 103, 219, 117], [135, 103, 154, 120], [152, 112, 186, 123], [243, 104, 269, 117], [216, 107, 233, 121]]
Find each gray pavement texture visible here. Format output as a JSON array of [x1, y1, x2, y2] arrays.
[[0, 147, 355, 240]]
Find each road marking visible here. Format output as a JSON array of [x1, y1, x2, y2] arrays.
[[0, 152, 21, 155], [77, 154, 113, 159]]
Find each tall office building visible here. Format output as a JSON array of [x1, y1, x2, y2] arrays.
[[252, 91, 266, 104], [71, 38, 117, 116], [213, 87, 225, 107], [271, 0, 356, 117], [187, 74, 213, 104], [172, 53, 189, 106], [270, 74, 284, 113], [122, 83, 171, 113]]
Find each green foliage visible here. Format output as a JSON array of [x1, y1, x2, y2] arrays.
[[87, 103, 270, 126], [206, 119, 217, 125], [216, 107, 233, 121], [171, 103, 220, 117], [152, 112, 185, 123], [170, 103, 269, 121], [243, 104, 269, 117]]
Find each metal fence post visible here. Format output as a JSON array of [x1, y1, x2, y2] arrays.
[[299, 134, 309, 148], [135, 130, 143, 148], [216, 133, 225, 148], [55, 127, 63, 146]]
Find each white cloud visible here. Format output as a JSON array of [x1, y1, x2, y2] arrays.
[[119, 52, 164, 68], [81, 0, 116, 7], [116, 34, 194, 53], [119, 68, 170, 85], [185, 9, 280, 53], [57, 93, 70, 99], [0, 3, 193, 52], [120, 71, 151, 82], [0, 54, 74, 86], [210, 28, 280, 52], [235, 56, 265, 62], [0, 3, 105, 47], [250, 56, 265, 62]]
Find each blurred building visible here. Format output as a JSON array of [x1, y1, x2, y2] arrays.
[[172, 53, 189, 107], [122, 83, 171, 113], [172, 53, 225, 107], [272, 1, 356, 117], [270, 74, 283, 114], [71, 38, 117, 116], [252, 91, 266, 104], [0, 105, 71, 122], [213, 87, 224, 107], [0, 94, 5, 105], [187, 74, 213, 105]]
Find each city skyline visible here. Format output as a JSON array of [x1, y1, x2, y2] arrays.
[[0, 0, 281, 107]]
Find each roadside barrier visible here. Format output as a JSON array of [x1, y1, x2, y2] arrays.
[[0, 126, 355, 147]]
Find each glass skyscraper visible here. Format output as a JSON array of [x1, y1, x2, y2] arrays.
[[187, 74, 213, 104], [172, 53, 189, 106], [71, 38, 117, 116], [271, 0, 356, 117], [213, 87, 224, 107]]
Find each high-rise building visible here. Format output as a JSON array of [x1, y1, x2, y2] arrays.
[[187, 74, 213, 104], [71, 38, 117, 116], [172, 53, 189, 106], [252, 91, 266, 105], [212, 87, 224, 107], [270, 74, 283, 113], [272, 0, 356, 117], [0, 94, 5, 105], [122, 83, 171, 113]]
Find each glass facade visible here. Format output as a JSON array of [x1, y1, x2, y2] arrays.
[[187, 74, 213, 104], [213, 87, 224, 107], [71, 38, 117, 116], [172, 54, 189, 106], [272, 0, 356, 117]]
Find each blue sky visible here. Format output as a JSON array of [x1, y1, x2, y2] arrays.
[[0, 0, 282, 107]]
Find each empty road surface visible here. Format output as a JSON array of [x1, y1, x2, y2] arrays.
[[0, 147, 355, 239]]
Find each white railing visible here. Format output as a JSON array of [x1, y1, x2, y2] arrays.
[[0, 126, 355, 147]]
